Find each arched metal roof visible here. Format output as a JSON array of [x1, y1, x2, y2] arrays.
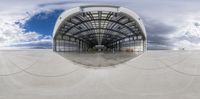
[[53, 5, 146, 47]]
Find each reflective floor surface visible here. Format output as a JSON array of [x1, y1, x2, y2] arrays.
[[0, 49, 200, 99], [58, 51, 142, 67]]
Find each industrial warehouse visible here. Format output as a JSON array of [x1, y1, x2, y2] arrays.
[[53, 5, 146, 52], [1, 5, 200, 99]]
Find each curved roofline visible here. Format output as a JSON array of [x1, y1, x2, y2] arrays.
[[53, 5, 147, 40], [80, 5, 120, 9]]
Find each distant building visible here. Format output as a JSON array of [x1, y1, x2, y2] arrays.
[[53, 5, 147, 52]]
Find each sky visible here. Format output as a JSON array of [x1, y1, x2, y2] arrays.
[[0, 0, 200, 50]]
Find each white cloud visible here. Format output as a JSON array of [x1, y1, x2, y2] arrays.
[[0, 0, 93, 49], [0, 1, 56, 48], [0, 0, 200, 49], [0, 16, 51, 47], [171, 20, 200, 50]]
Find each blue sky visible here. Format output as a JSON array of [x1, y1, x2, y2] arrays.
[[23, 10, 63, 36], [0, 0, 200, 49]]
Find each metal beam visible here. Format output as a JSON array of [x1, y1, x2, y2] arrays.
[[71, 28, 128, 36], [60, 19, 140, 36]]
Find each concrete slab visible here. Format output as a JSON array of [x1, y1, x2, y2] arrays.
[[0, 49, 200, 99]]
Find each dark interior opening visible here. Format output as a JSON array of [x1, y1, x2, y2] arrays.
[[53, 11, 145, 52]]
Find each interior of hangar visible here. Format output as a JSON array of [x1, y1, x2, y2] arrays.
[[53, 5, 147, 52]]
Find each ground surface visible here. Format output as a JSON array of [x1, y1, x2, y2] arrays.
[[0, 49, 200, 99]]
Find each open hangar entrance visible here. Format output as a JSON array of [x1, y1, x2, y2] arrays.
[[53, 5, 147, 52]]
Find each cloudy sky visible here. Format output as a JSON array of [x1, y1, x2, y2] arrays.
[[0, 0, 200, 50]]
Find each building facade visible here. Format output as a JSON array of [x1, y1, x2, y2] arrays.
[[53, 5, 147, 52]]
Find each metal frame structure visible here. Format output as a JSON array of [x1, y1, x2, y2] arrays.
[[53, 5, 147, 52]]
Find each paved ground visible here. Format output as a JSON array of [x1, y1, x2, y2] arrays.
[[0, 49, 200, 99], [57, 51, 142, 67]]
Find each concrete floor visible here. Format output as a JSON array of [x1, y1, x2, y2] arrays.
[[0, 49, 200, 99], [57, 51, 142, 67]]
